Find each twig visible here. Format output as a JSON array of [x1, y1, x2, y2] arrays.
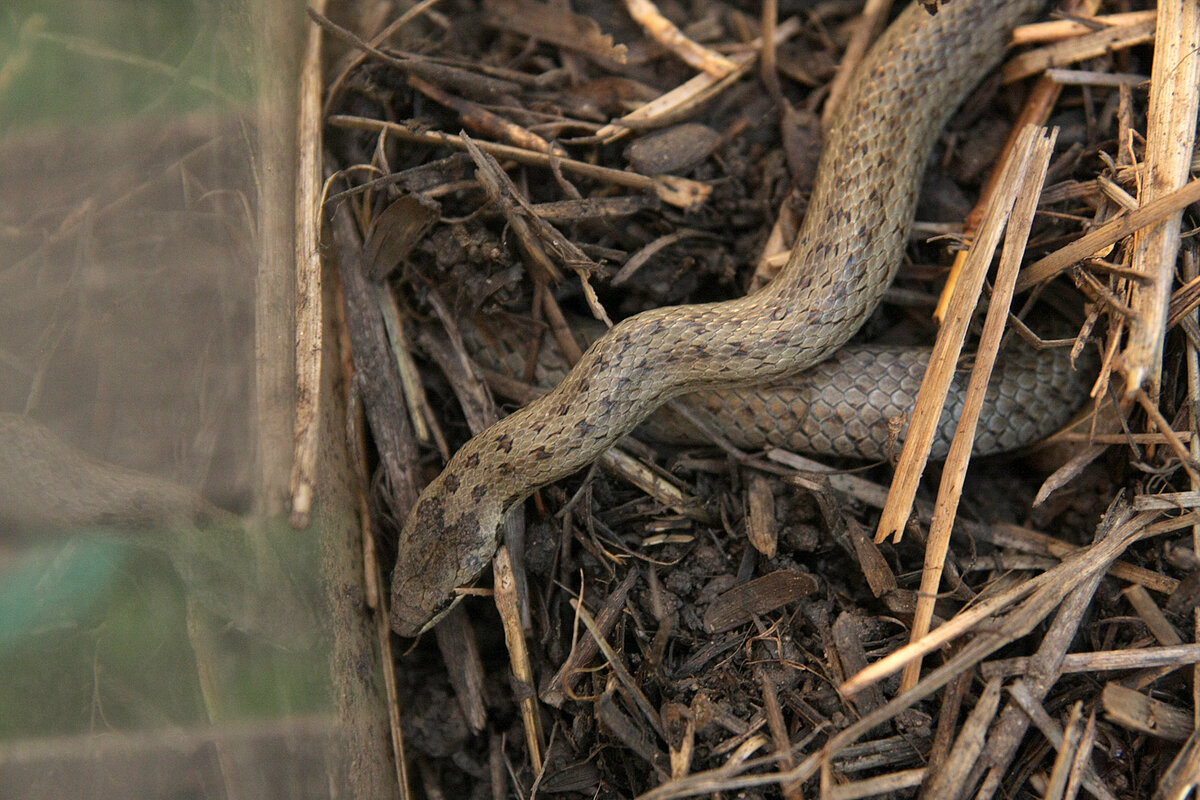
[[1015, 177, 1200, 291], [1102, 684, 1193, 742], [1003, 683, 1116, 800], [330, 203, 419, 513], [876, 126, 1046, 545], [494, 546, 545, 773], [288, 0, 328, 529], [408, 75, 557, 154], [571, 598, 667, 741], [1010, 10, 1156, 45], [1042, 702, 1085, 800], [828, 768, 925, 800], [918, 678, 1001, 799], [938, 0, 1101, 322], [1002, 17, 1155, 83], [1154, 728, 1200, 800], [327, 114, 712, 209], [592, 16, 802, 141], [1121, 0, 1200, 397], [542, 569, 639, 708], [898, 126, 1056, 692], [961, 0, 1103, 238], [980, 643, 1200, 680], [598, 447, 717, 524], [623, 0, 739, 77], [974, 553, 1119, 800], [757, 667, 801, 800], [848, 504, 1166, 695], [1135, 387, 1200, 484]]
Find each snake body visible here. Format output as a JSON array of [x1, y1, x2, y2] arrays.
[[391, 0, 1047, 636], [464, 317, 1091, 462]]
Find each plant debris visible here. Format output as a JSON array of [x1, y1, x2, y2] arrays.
[[312, 0, 1200, 796]]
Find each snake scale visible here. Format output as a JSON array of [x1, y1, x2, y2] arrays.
[[391, 0, 1064, 636]]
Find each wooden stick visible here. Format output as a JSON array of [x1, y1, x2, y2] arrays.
[[876, 126, 1042, 545], [1121, 0, 1200, 398], [898, 126, 1057, 692], [623, 0, 739, 77], [981, 643, 1200, 679], [328, 114, 712, 209], [592, 16, 802, 141], [1015, 177, 1200, 291], [919, 678, 1001, 799], [1011, 11, 1156, 46], [1002, 17, 1155, 83], [494, 546, 545, 773], [288, 0, 327, 529]]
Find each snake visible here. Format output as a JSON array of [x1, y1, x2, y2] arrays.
[[457, 314, 1090, 461], [390, 0, 1062, 636]]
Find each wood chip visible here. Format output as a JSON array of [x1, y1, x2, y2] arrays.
[[1102, 683, 1194, 742], [701, 570, 817, 633]]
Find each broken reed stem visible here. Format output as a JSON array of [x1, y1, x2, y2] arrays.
[[1002, 16, 1155, 83], [875, 125, 1043, 546], [494, 545, 545, 773], [949, 0, 1098, 292], [289, 0, 328, 530], [848, 507, 1197, 695], [898, 125, 1058, 693], [1010, 10, 1156, 46], [1015, 177, 1200, 291], [1120, 0, 1200, 398], [327, 114, 711, 209], [623, 0, 739, 77], [593, 15, 803, 141], [981, 642, 1200, 680]]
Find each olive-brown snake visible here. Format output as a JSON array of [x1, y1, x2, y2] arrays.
[[390, 0, 1066, 636]]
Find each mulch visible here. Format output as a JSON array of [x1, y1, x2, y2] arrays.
[[317, 0, 1197, 797]]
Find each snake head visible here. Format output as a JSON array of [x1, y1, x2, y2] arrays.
[[389, 474, 500, 637]]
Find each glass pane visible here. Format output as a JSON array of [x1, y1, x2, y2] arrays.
[[0, 2, 391, 796]]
